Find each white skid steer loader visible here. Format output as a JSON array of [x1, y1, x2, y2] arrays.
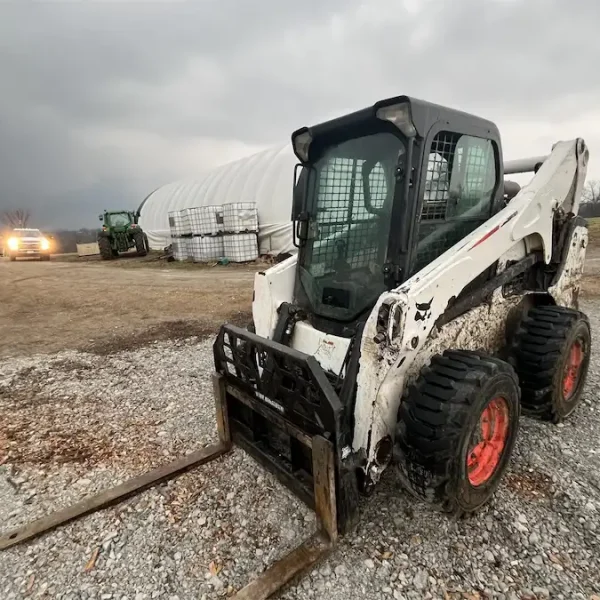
[[1, 96, 591, 599]]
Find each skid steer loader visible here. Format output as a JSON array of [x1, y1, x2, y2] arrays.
[[0, 96, 591, 599]]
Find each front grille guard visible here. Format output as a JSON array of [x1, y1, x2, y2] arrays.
[[213, 324, 342, 439]]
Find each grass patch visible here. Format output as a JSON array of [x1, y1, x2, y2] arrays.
[[586, 217, 600, 247]]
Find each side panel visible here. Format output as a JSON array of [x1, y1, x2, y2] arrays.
[[291, 322, 351, 376], [253, 255, 296, 339], [549, 224, 588, 308], [496, 240, 528, 272], [390, 290, 523, 401]]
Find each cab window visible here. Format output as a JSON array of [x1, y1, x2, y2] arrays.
[[413, 132, 497, 273]]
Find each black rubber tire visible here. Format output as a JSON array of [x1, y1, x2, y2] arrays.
[[98, 237, 113, 260], [143, 234, 150, 254], [395, 350, 521, 514], [511, 306, 591, 423], [134, 232, 147, 256], [9, 255, 16, 262], [40, 254, 50, 261]]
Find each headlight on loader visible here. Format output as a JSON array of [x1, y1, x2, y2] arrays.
[[7, 237, 19, 251], [40, 238, 50, 251]]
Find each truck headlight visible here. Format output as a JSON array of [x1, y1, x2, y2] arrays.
[[40, 238, 50, 251], [7, 237, 19, 250]]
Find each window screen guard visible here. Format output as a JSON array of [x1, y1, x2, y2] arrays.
[[309, 157, 388, 275], [413, 132, 497, 273]]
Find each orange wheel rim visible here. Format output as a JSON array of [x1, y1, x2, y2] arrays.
[[562, 339, 584, 400], [467, 397, 510, 487]]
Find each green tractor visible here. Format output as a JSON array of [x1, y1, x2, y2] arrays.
[[97, 210, 149, 260]]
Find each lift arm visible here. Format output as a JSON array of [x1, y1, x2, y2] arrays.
[[352, 138, 589, 477]]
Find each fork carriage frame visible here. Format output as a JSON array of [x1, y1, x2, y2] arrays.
[[216, 370, 340, 598], [213, 323, 362, 532], [216, 374, 339, 598]]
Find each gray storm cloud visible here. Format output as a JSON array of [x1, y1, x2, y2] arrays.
[[0, 0, 598, 228]]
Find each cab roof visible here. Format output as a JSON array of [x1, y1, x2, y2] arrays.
[[292, 94, 501, 160]]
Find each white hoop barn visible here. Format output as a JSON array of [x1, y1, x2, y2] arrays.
[[138, 144, 297, 255]]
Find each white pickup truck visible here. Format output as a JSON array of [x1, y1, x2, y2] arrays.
[[3, 228, 52, 261]]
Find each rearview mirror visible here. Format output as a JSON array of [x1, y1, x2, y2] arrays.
[[98, 215, 103, 221]]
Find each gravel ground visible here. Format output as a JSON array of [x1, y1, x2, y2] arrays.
[[1, 304, 600, 600]]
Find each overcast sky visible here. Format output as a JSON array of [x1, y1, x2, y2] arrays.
[[1, 0, 598, 229]]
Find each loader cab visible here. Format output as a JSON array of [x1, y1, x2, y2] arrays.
[[291, 95, 504, 334]]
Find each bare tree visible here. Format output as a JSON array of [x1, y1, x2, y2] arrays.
[[582, 180, 600, 204], [1, 209, 31, 228]]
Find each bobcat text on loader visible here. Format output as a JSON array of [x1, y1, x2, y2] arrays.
[[1, 96, 591, 599]]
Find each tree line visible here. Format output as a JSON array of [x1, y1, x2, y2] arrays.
[[579, 180, 600, 218]]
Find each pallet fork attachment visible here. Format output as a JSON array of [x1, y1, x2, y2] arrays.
[[0, 374, 339, 600], [0, 442, 231, 551]]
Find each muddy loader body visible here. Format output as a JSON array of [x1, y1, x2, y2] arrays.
[[1, 96, 591, 599], [213, 96, 590, 531]]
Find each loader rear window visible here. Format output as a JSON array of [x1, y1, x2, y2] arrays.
[[413, 132, 497, 273]]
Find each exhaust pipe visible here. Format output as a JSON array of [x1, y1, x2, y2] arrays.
[[503, 155, 548, 175]]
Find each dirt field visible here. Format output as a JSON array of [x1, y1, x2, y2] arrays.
[[0, 255, 262, 358], [2, 247, 600, 359]]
